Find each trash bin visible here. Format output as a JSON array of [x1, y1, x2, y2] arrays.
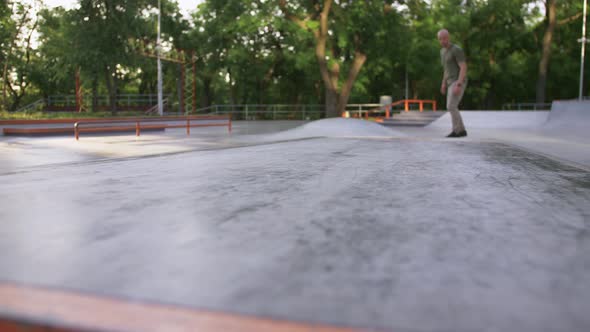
[[380, 96, 392, 117]]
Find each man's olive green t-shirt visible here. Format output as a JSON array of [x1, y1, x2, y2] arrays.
[[440, 44, 466, 85]]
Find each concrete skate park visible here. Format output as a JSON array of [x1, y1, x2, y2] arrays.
[[0, 100, 589, 332]]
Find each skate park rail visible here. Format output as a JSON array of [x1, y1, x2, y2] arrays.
[[74, 115, 231, 140], [343, 99, 438, 119]]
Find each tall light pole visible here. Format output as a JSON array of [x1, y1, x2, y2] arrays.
[[157, 0, 164, 115], [579, 0, 588, 100]]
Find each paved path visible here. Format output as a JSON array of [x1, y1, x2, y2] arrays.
[[0, 125, 589, 331]]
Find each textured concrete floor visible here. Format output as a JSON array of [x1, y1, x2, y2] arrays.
[[0, 123, 589, 332]]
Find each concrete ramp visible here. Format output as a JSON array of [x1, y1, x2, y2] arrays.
[[240, 118, 407, 143], [426, 101, 588, 132], [545, 100, 590, 131], [428, 111, 549, 129]]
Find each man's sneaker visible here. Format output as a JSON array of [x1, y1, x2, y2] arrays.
[[446, 131, 459, 137], [457, 130, 468, 137]]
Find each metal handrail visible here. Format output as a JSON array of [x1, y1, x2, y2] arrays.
[[14, 99, 45, 113], [342, 99, 437, 119], [144, 98, 168, 115], [391, 99, 437, 112], [74, 115, 231, 140]]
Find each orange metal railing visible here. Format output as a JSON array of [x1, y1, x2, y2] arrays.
[[341, 99, 437, 120], [390, 99, 437, 112], [74, 115, 231, 140]]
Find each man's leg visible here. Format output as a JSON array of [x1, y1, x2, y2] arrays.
[[446, 81, 467, 133]]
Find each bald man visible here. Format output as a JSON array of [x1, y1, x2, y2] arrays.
[[438, 29, 467, 137]]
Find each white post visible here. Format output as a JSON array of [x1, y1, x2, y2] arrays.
[[157, 0, 163, 115], [580, 0, 588, 100], [405, 63, 409, 100]]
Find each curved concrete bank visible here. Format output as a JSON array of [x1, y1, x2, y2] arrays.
[[424, 101, 590, 167], [428, 111, 550, 129], [0, 137, 589, 332], [544, 100, 590, 139]]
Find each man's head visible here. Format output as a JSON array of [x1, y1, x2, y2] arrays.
[[437, 29, 450, 48]]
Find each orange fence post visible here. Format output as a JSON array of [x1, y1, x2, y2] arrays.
[[386, 105, 390, 118], [404, 100, 409, 112], [186, 118, 190, 135], [419, 101, 423, 112]]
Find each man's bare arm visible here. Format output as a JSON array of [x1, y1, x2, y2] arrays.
[[453, 62, 467, 96], [441, 72, 448, 95], [457, 62, 467, 84]]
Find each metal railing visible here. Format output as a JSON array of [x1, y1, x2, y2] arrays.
[[502, 103, 552, 110], [188, 104, 395, 120], [47, 94, 170, 107], [74, 115, 231, 140], [343, 100, 438, 119], [13, 99, 45, 113], [392, 99, 437, 112], [190, 104, 324, 120], [42, 94, 172, 112], [144, 98, 169, 115]]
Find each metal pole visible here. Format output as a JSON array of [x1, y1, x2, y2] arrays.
[[405, 63, 409, 101], [580, 0, 588, 100], [192, 51, 196, 113], [157, 0, 163, 115]]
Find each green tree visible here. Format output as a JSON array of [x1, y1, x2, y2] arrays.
[[535, 0, 586, 102], [33, 7, 77, 98], [1, 0, 41, 112], [279, 0, 403, 117]]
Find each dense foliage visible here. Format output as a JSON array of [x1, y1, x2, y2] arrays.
[[0, 0, 587, 114]]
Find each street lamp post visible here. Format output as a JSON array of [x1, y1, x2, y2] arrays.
[[157, 0, 163, 115], [579, 0, 588, 100]]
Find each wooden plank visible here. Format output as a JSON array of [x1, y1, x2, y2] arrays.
[[0, 283, 367, 332]]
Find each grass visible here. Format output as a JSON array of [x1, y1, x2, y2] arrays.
[[0, 111, 160, 120]]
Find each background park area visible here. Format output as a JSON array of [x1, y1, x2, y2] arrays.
[[1, 1, 590, 332], [1, 0, 588, 118]]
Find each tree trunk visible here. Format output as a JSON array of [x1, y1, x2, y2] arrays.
[[91, 74, 98, 112], [202, 76, 213, 108], [75, 68, 82, 112], [536, 0, 556, 103], [337, 50, 367, 115], [325, 88, 339, 118], [228, 71, 237, 106], [279, 0, 369, 117], [2, 11, 27, 111], [258, 64, 275, 104], [104, 66, 117, 114], [8, 94, 22, 112]]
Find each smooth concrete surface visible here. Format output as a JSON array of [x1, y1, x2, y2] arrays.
[[0, 106, 589, 332]]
